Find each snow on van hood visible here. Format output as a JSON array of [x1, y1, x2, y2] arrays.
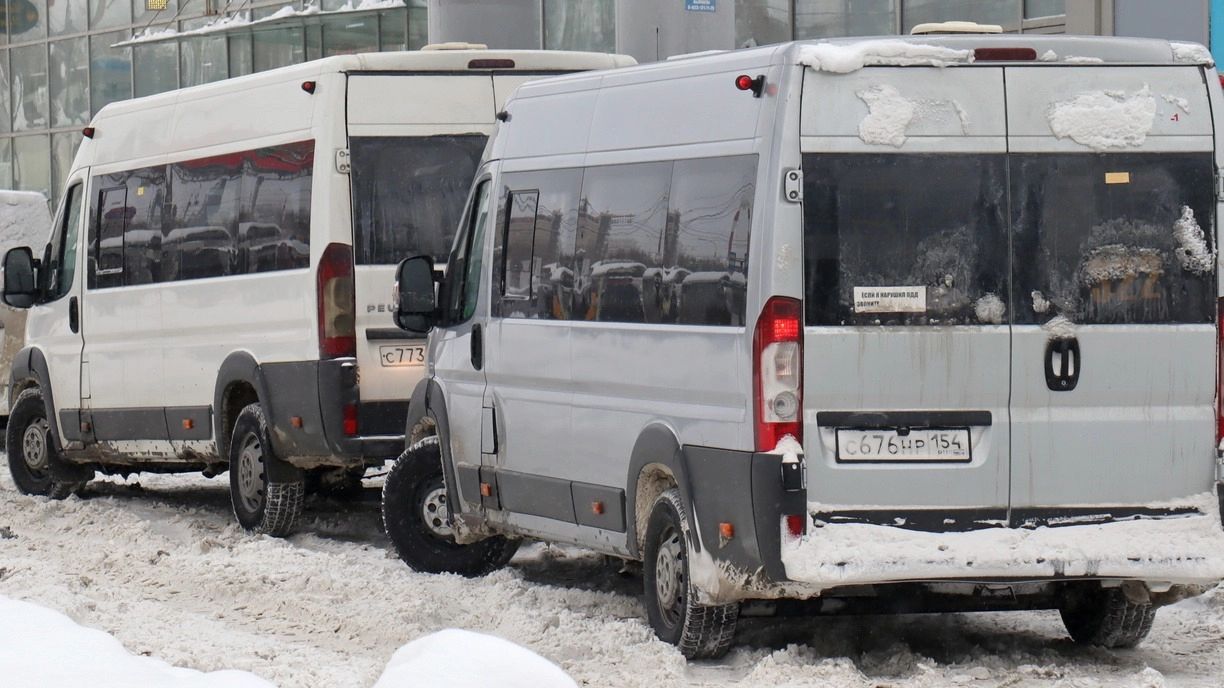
[[797, 40, 973, 73], [1046, 85, 1157, 150]]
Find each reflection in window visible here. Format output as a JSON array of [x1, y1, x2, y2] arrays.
[[51, 131, 82, 201], [50, 0, 87, 36], [168, 155, 241, 282], [1024, 0, 1065, 18], [135, 38, 179, 97], [239, 141, 313, 273], [735, 0, 790, 48], [0, 139, 13, 189], [796, 0, 895, 38], [8, 0, 48, 41], [575, 162, 672, 323], [181, 35, 227, 87], [11, 44, 49, 131], [350, 135, 488, 265], [50, 38, 90, 127], [14, 134, 50, 197], [89, 0, 131, 30], [544, 0, 615, 53], [253, 27, 305, 73], [90, 31, 133, 116], [494, 169, 582, 321], [0, 51, 13, 134], [902, 0, 1020, 32]]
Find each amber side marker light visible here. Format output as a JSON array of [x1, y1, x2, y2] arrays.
[[973, 47, 1037, 61]]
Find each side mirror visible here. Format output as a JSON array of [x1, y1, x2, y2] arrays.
[[2, 247, 38, 309], [394, 255, 437, 333]]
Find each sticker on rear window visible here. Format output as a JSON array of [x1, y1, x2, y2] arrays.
[[853, 286, 926, 314]]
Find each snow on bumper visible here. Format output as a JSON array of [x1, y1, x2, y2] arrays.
[[781, 505, 1224, 592]]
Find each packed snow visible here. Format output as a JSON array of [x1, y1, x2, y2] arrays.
[[1042, 314, 1077, 340], [1063, 56, 1106, 64], [1163, 94, 1191, 113], [1031, 290, 1051, 314], [1047, 85, 1157, 150], [1172, 205, 1214, 274], [1170, 42, 1215, 66], [797, 40, 973, 73], [371, 629, 577, 688], [856, 84, 916, 147], [973, 293, 1005, 325]]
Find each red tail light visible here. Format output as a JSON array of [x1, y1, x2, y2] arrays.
[[317, 243, 356, 359], [343, 403, 359, 437], [785, 514, 806, 538], [1217, 298, 1223, 446], [754, 296, 803, 452]]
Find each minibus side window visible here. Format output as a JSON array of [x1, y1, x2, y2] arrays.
[[441, 180, 490, 325]]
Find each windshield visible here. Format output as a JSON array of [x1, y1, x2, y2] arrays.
[[350, 134, 487, 265]]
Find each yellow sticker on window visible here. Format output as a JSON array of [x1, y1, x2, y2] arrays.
[[1105, 172, 1131, 185], [137, 186, 145, 196]]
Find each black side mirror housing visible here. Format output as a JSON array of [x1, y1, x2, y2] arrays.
[[394, 255, 438, 334], [3, 247, 38, 309]]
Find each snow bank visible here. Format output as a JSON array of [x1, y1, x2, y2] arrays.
[[372, 629, 576, 688], [0, 190, 51, 249], [797, 40, 973, 73], [0, 595, 273, 688], [783, 494, 1224, 590], [1047, 85, 1156, 150]]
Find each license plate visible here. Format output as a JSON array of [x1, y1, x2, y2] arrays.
[[836, 428, 971, 463], [378, 344, 426, 367]]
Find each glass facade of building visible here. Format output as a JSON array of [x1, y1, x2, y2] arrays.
[[1, 0, 428, 202]]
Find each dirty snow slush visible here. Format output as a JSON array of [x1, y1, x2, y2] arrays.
[[1, 469, 1223, 687]]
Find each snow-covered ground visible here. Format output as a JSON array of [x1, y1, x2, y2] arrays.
[[1, 467, 1223, 687]]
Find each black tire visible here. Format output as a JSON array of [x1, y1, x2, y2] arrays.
[[1060, 585, 1157, 649], [228, 403, 304, 536], [381, 436, 518, 576], [5, 387, 86, 500], [642, 488, 739, 659]]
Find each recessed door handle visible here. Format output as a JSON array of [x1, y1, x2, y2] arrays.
[[1044, 337, 1080, 391]]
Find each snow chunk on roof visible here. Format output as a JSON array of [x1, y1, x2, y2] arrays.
[[0, 595, 273, 688], [797, 40, 973, 73], [373, 629, 576, 688], [1046, 85, 1156, 150], [1171, 41, 1215, 66]]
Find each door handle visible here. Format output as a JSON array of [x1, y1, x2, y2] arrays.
[[1044, 337, 1080, 391], [69, 296, 79, 334], [471, 323, 483, 371]]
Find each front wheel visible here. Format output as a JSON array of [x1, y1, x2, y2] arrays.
[[228, 403, 304, 536], [381, 437, 518, 576], [5, 387, 87, 499], [642, 488, 739, 659]]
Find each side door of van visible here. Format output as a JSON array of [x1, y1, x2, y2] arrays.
[[801, 67, 1012, 524], [432, 174, 496, 515], [26, 174, 88, 447], [1005, 65, 1218, 513]]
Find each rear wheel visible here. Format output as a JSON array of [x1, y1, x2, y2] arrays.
[[228, 403, 303, 536], [642, 488, 739, 659], [382, 437, 518, 576], [1060, 585, 1156, 649], [6, 387, 87, 499]]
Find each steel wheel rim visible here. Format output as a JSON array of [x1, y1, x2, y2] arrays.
[[21, 418, 50, 476], [421, 485, 453, 538], [236, 432, 265, 513], [655, 525, 685, 627]]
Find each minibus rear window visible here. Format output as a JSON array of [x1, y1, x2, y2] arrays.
[[350, 134, 488, 265], [803, 154, 1009, 326]]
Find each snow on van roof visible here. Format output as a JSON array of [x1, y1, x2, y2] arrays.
[[797, 40, 974, 72]]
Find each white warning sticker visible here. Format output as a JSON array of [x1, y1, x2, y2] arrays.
[[853, 286, 927, 314]]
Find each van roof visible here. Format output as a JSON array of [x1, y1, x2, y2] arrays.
[[92, 49, 636, 121]]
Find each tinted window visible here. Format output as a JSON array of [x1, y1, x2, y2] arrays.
[[803, 154, 1009, 326], [492, 169, 582, 320], [441, 180, 490, 325], [239, 141, 313, 273], [45, 182, 82, 300], [351, 135, 487, 265], [92, 185, 126, 289], [89, 165, 168, 288], [501, 190, 539, 299], [574, 162, 671, 323], [669, 155, 756, 326], [1011, 153, 1215, 325], [167, 153, 241, 281]]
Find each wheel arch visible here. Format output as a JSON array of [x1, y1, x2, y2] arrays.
[[625, 422, 698, 560], [213, 351, 273, 461], [9, 346, 59, 447]]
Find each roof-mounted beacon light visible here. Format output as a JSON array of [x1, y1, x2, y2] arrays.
[[735, 74, 765, 98], [911, 21, 1003, 35]]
